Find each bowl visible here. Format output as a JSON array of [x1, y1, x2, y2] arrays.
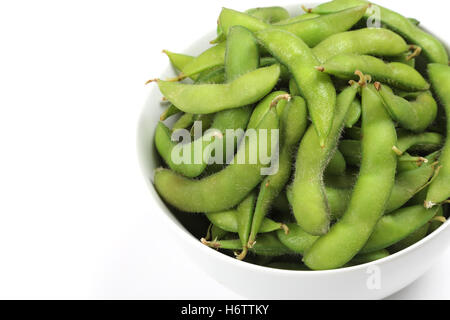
[[137, 3, 450, 299]]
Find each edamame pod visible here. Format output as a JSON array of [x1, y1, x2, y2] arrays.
[[236, 192, 257, 259], [388, 224, 429, 253], [212, 25, 260, 165], [346, 250, 390, 266], [304, 84, 397, 270], [273, 13, 320, 25], [290, 85, 358, 235], [313, 28, 408, 63], [248, 96, 308, 247], [154, 108, 279, 213], [157, 64, 280, 114], [344, 98, 361, 128], [311, 0, 448, 64], [162, 50, 195, 77], [395, 131, 443, 155], [319, 54, 430, 91], [219, 6, 367, 47], [202, 232, 292, 257], [256, 28, 336, 146], [245, 6, 290, 23], [360, 205, 439, 253], [425, 64, 450, 208], [376, 83, 437, 133], [154, 122, 222, 178], [206, 210, 286, 234], [175, 42, 226, 80], [325, 150, 346, 176]]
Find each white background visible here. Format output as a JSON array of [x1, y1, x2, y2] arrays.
[[0, 0, 449, 299]]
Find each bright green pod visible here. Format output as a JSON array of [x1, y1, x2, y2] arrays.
[[157, 64, 280, 114], [154, 108, 279, 213], [304, 84, 397, 270], [236, 192, 257, 259], [313, 28, 408, 63], [210, 224, 229, 241], [344, 98, 361, 128], [360, 205, 439, 253], [346, 250, 390, 266], [320, 54, 430, 91], [325, 150, 347, 176], [219, 6, 367, 47], [248, 97, 308, 248], [311, 0, 448, 64], [245, 6, 290, 23], [256, 28, 336, 146], [202, 232, 292, 257], [162, 50, 195, 76], [396, 131, 443, 155], [154, 122, 222, 178], [276, 224, 318, 255], [376, 84, 437, 133], [289, 85, 358, 235], [178, 42, 226, 80], [260, 57, 290, 82], [389, 224, 429, 253], [425, 64, 450, 208], [172, 113, 195, 131], [224, 26, 259, 82], [211, 25, 260, 165], [339, 140, 361, 167], [273, 13, 320, 25], [206, 210, 286, 234], [389, 52, 415, 68], [247, 91, 289, 129], [289, 78, 300, 96]]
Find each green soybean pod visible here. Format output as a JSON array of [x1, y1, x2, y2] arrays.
[[175, 42, 226, 80], [425, 64, 450, 208], [311, 0, 448, 64], [163, 50, 195, 74], [260, 57, 290, 82], [312, 28, 408, 63], [157, 64, 280, 114], [206, 210, 286, 234], [218, 6, 367, 47], [304, 84, 397, 270], [210, 224, 229, 241], [319, 54, 430, 91], [347, 250, 390, 266], [246, 91, 290, 129], [202, 232, 292, 257], [389, 52, 415, 68], [344, 98, 361, 128], [376, 83, 437, 133], [154, 122, 222, 178], [395, 131, 443, 155], [290, 84, 358, 235], [154, 108, 279, 213], [211, 25, 260, 165], [160, 104, 182, 121], [248, 96, 308, 248], [236, 192, 257, 259], [276, 224, 318, 255], [388, 224, 429, 253], [324, 149, 347, 176], [360, 205, 439, 253], [172, 113, 195, 131], [256, 28, 336, 147], [245, 6, 290, 23], [273, 13, 320, 25]]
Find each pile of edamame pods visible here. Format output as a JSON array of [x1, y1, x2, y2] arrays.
[[150, 0, 450, 271]]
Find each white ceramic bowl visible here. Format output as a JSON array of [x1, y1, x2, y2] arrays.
[[137, 3, 450, 299]]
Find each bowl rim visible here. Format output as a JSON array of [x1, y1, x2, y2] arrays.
[[138, 2, 450, 275]]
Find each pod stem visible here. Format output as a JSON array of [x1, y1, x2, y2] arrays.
[[247, 240, 256, 249], [145, 78, 158, 85], [392, 146, 404, 156], [200, 238, 221, 249], [165, 73, 186, 82], [235, 247, 248, 261], [355, 70, 370, 87], [280, 223, 289, 235], [301, 5, 312, 13], [406, 45, 422, 61], [315, 66, 325, 72], [204, 224, 213, 241], [270, 94, 291, 108]]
